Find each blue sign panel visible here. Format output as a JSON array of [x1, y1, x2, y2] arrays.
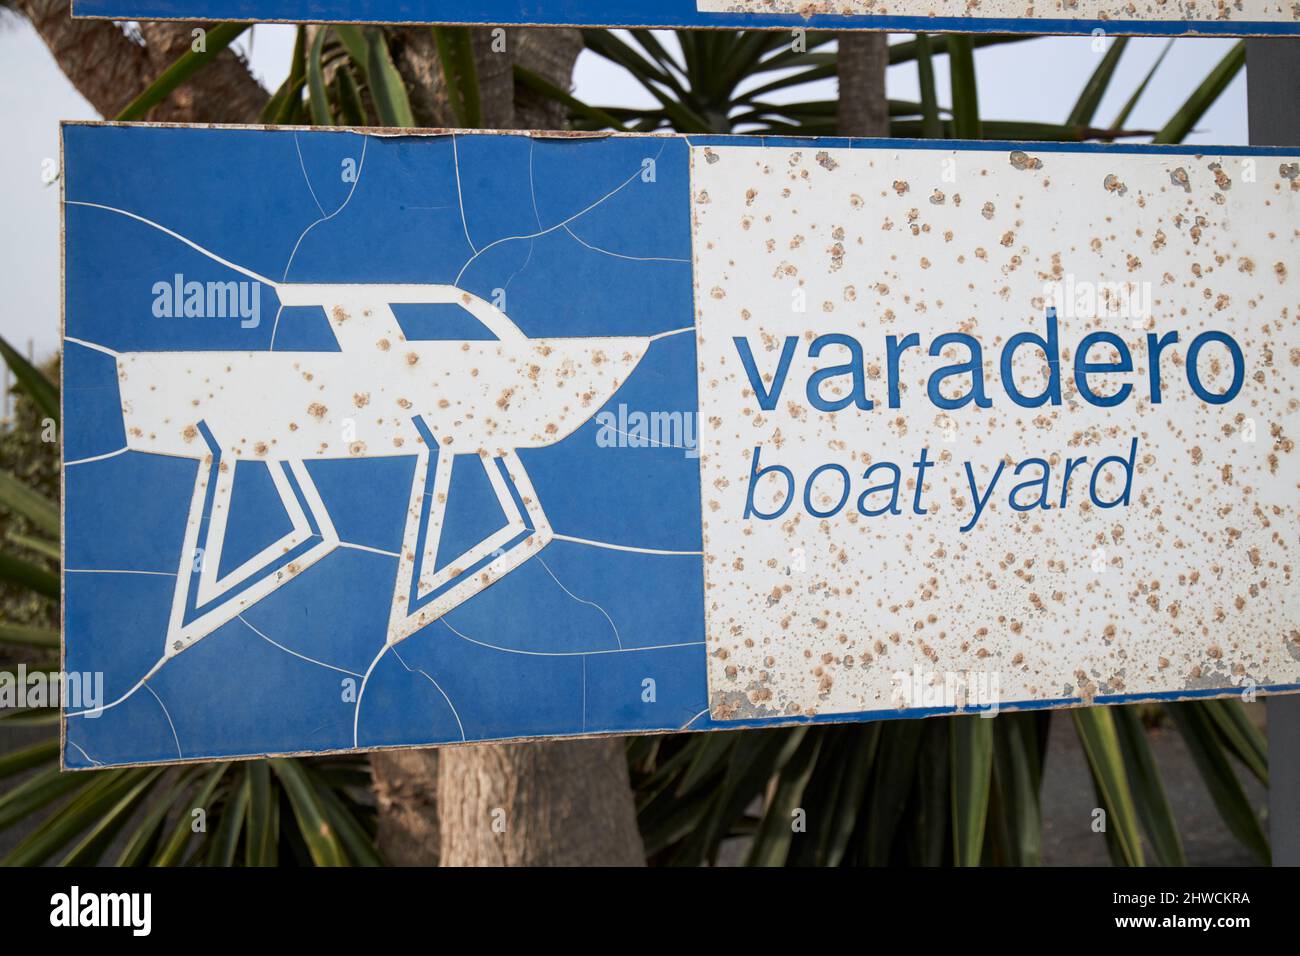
[[68, 0, 1300, 37], [62, 124, 1300, 769]]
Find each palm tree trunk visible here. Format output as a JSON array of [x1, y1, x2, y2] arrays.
[[838, 32, 889, 137], [14, 0, 268, 121], [137, 21, 269, 122], [371, 749, 443, 865], [437, 738, 645, 866]]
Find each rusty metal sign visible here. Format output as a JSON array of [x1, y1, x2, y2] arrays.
[[61, 123, 1300, 768], [68, 0, 1300, 37]]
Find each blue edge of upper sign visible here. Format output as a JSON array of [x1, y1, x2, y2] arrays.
[[61, 124, 1300, 768], [69, 0, 1300, 37]]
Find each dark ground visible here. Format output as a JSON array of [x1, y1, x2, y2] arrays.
[[1039, 709, 1267, 866]]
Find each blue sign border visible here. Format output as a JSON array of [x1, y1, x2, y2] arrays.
[[68, 0, 1300, 38], [60, 122, 1300, 769]]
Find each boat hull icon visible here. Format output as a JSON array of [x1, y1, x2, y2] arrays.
[[113, 284, 650, 660]]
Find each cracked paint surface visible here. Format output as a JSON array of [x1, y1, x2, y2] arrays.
[[61, 125, 705, 768], [60, 125, 1300, 769]]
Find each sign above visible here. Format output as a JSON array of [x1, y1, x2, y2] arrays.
[[61, 123, 1300, 768], [68, 0, 1300, 37]]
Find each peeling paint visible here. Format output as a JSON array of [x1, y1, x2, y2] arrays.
[[700, 0, 1300, 23]]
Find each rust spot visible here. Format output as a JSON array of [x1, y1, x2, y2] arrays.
[[1009, 150, 1042, 171]]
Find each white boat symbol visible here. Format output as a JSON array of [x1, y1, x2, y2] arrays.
[[112, 282, 650, 656]]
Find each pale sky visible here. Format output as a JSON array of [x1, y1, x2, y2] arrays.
[[0, 15, 1248, 364]]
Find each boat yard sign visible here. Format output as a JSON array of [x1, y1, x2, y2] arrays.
[[68, 0, 1300, 37], [60, 123, 1300, 768]]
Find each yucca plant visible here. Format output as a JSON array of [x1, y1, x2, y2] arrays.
[[0, 340, 381, 865], [0, 22, 1268, 866]]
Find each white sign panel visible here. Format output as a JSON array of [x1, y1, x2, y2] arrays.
[[692, 143, 1300, 720], [700, 0, 1299, 27]]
